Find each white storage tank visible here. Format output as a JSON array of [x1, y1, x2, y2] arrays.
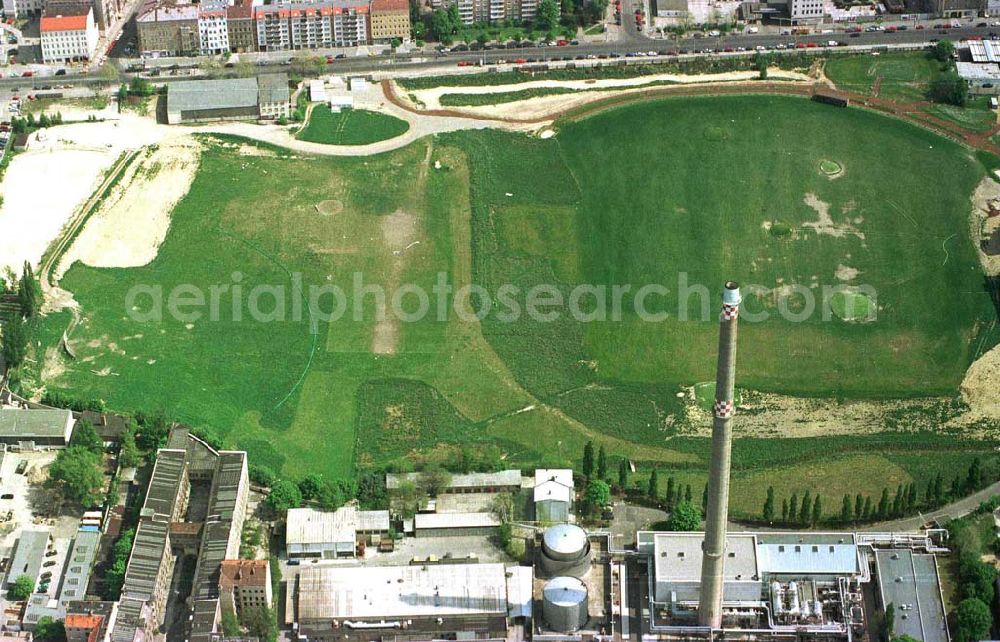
[[540, 524, 591, 577], [543, 576, 588, 632]]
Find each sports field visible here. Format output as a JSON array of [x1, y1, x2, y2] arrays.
[[297, 106, 410, 145], [29, 95, 1000, 512]]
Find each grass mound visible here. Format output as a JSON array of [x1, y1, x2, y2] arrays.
[[830, 289, 877, 322], [297, 106, 410, 145], [819, 159, 842, 175]]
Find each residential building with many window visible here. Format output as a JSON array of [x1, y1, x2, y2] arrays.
[[370, 0, 409, 42], [253, 0, 367, 51], [198, 0, 229, 53], [135, 0, 199, 56]]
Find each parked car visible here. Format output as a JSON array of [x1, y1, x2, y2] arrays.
[[54, 68, 66, 75]]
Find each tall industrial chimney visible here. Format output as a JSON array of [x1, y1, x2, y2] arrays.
[[697, 281, 742, 629]]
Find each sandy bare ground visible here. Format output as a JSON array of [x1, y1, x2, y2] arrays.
[[971, 176, 1000, 276], [56, 139, 201, 277], [403, 68, 812, 120], [962, 344, 1000, 421], [802, 192, 865, 240]]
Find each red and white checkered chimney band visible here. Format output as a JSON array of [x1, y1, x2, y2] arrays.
[[713, 399, 735, 418], [720, 303, 739, 321]]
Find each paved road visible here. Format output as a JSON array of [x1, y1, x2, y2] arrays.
[[0, 23, 996, 92]]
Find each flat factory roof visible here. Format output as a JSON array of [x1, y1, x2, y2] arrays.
[[756, 533, 860, 576], [876, 550, 949, 642], [652, 532, 758, 582], [969, 39, 1000, 63], [414, 512, 501, 530], [0, 408, 73, 441], [387, 469, 522, 491], [166, 77, 259, 114], [142, 449, 186, 520], [296, 563, 508, 620], [6, 529, 50, 586], [957, 61, 1000, 81]]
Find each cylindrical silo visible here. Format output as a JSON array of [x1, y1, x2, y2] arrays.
[[540, 524, 590, 577], [542, 576, 588, 632]]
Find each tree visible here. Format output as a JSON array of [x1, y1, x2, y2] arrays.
[[418, 468, 452, 497], [119, 424, 141, 468], [781, 498, 789, 521], [841, 494, 852, 523], [684, 484, 692, 504], [70, 420, 103, 454], [763, 486, 775, 522], [597, 446, 607, 481], [929, 72, 968, 107], [585, 479, 611, 514], [863, 496, 873, 521], [430, 9, 452, 39], [884, 603, 896, 641], [800, 491, 812, 525], [617, 458, 629, 489], [18, 261, 41, 318], [959, 551, 996, 604], [811, 494, 822, 526], [49, 446, 103, 506], [535, 0, 560, 31], [877, 488, 890, 519], [221, 610, 240, 637], [264, 479, 302, 515], [933, 39, 954, 62], [789, 493, 798, 522], [665, 477, 675, 508], [357, 470, 387, 509], [648, 470, 658, 499], [34, 617, 66, 642], [755, 51, 769, 79], [241, 606, 277, 642], [667, 500, 701, 531], [582, 441, 594, 479], [104, 528, 134, 599], [316, 481, 345, 510], [906, 483, 917, 510], [492, 493, 516, 523], [955, 598, 992, 642], [967, 457, 982, 492], [98, 63, 120, 87], [298, 473, 324, 501], [136, 411, 170, 451], [7, 574, 33, 600], [2, 313, 28, 368]]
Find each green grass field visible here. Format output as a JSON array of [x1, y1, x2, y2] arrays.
[[923, 97, 998, 133], [297, 106, 410, 145], [25, 96, 1000, 514], [825, 52, 946, 102]]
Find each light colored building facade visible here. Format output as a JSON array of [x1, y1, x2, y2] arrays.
[[428, 0, 535, 24], [370, 0, 409, 42], [198, 1, 230, 54], [254, 0, 367, 51], [286, 506, 390, 558], [135, 0, 199, 56], [534, 469, 573, 523]]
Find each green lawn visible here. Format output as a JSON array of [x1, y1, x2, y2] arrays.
[[439, 87, 578, 107], [24, 96, 1000, 508], [297, 106, 410, 145], [825, 51, 947, 102], [923, 96, 997, 133]]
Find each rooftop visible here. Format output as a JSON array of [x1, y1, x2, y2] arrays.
[[136, 0, 199, 21], [296, 563, 508, 620], [652, 532, 758, 582], [6, 529, 50, 586], [957, 61, 1000, 80], [219, 559, 268, 589], [876, 550, 949, 642], [387, 469, 522, 491], [142, 449, 186, 521], [756, 533, 859, 576], [371, 0, 408, 11], [414, 512, 501, 530], [0, 408, 73, 440], [534, 469, 573, 504], [257, 73, 289, 106], [40, 12, 88, 31], [969, 39, 1000, 63], [166, 77, 259, 115], [121, 520, 169, 601]]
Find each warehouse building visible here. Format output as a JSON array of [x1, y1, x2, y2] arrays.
[[414, 511, 501, 537], [164, 74, 289, 124], [875, 550, 949, 642], [5, 530, 50, 590], [534, 469, 574, 522], [286, 506, 390, 559], [957, 62, 1000, 94], [293, 563, 511, 642], [0, 408, 75, 448], [387, 469, 522, 495]]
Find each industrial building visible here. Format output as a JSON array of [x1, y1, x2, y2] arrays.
[[413, 511, 501, 537], [219, 559, 272, 616], [534, 469, 574, 522], [292, 563, 512, 642], [164, 74, 289, 124], [0, 407, 75, 448], [23, 527, 102, 629], [957, 61, 1000, 94], [5, 530, 50, 590], [285, 505, 390, 558], [110, 428, 249, 642], [386, 469, 523, 495]]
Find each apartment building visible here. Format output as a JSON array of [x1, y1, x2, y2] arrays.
[[369, 0, 409, 42], [254, 0, 367, 51], [226, 0, 256, 51], [198, 0, 229, 53], [1, 0, 43, 22], [219, 560, 272, 616], [135, 0, 199, 56], [428, 0, 534, 24]]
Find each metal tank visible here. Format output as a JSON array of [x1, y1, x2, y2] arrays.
[[542, 576, 588, 632], [540, 524, 591, 577]]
